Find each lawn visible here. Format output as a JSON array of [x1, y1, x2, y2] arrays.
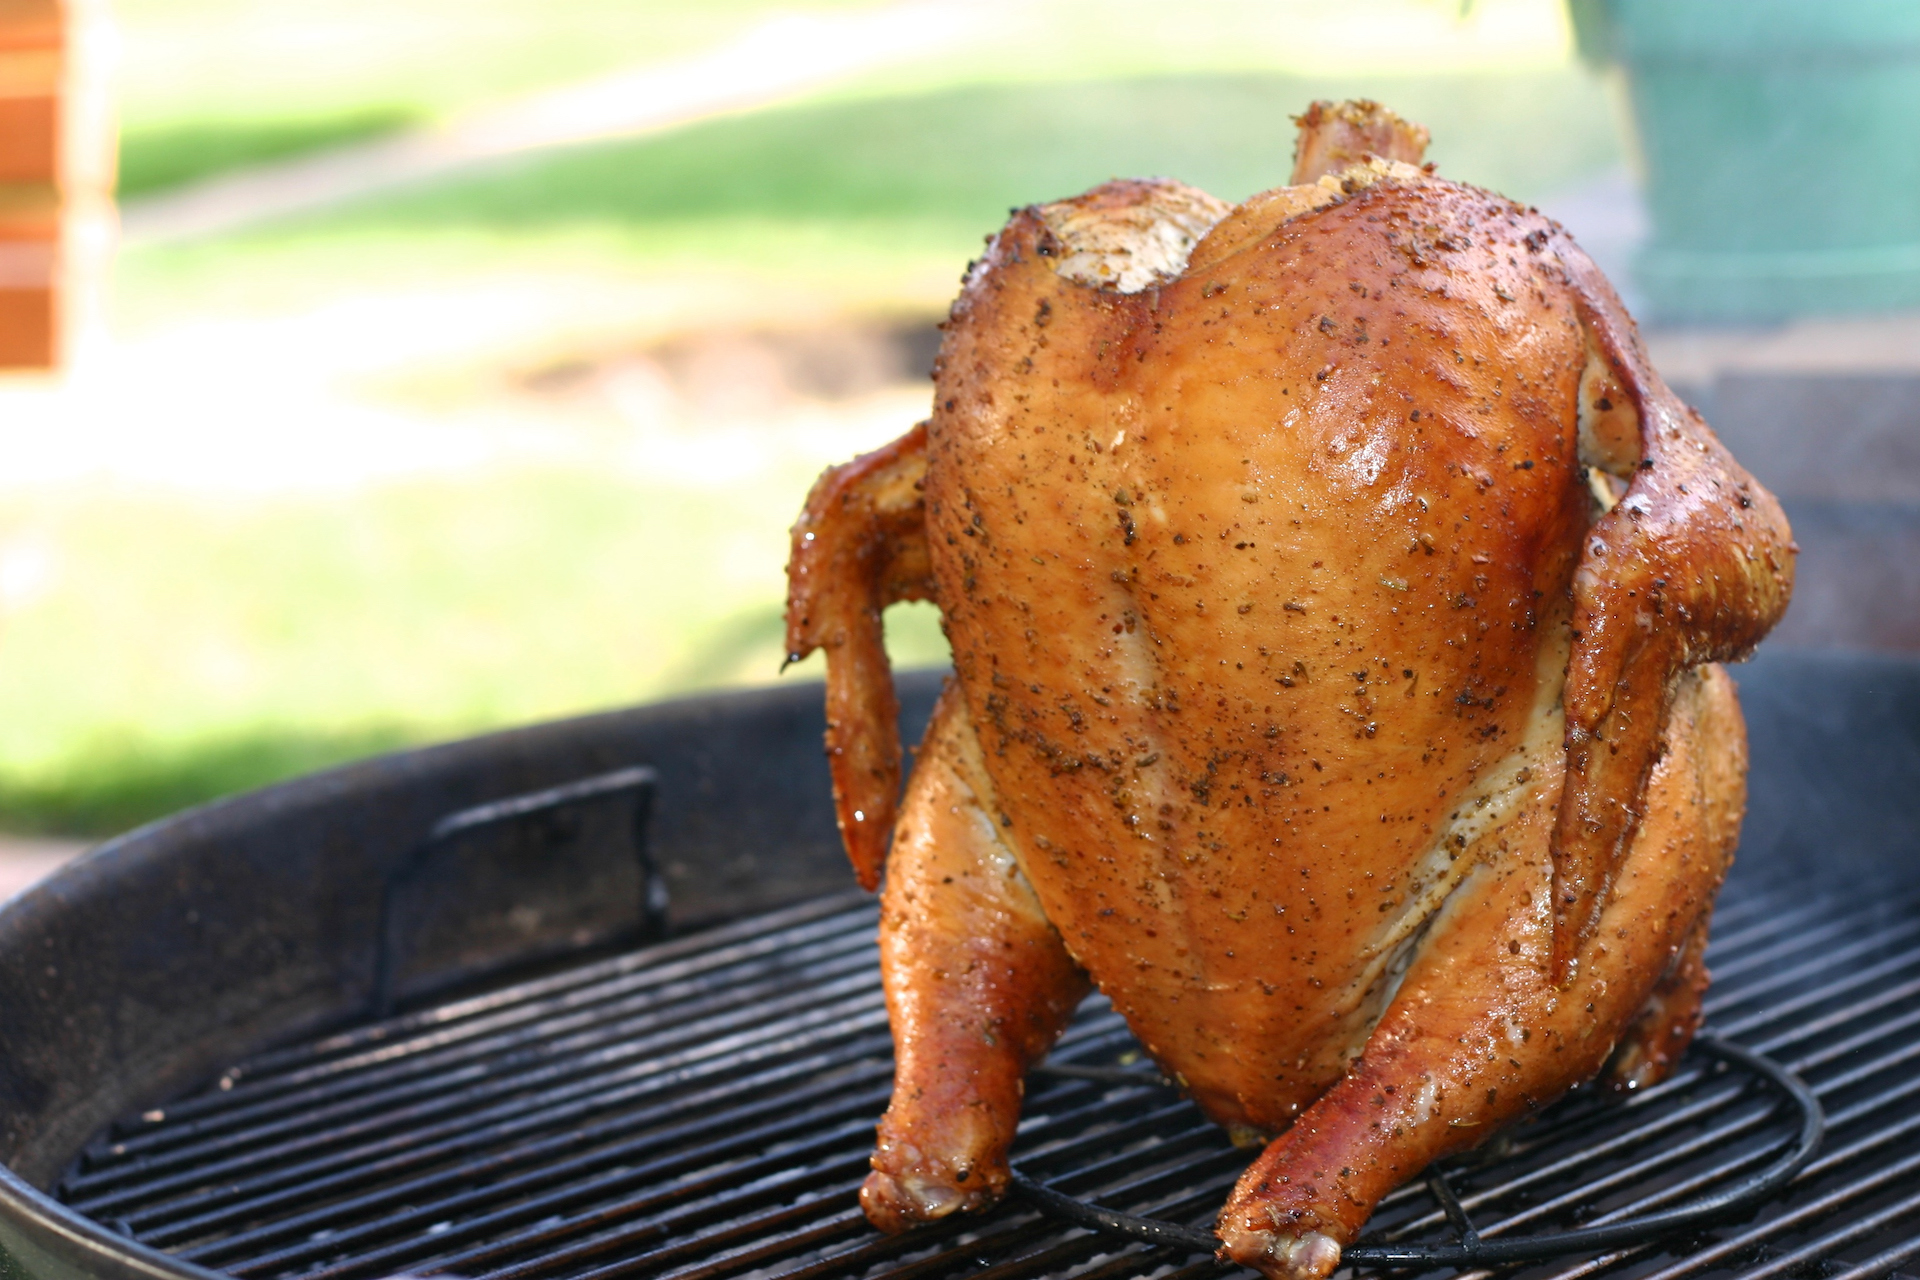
[[119, 66, 1622, 320], [114, 0, 884, 195], [7, 4, 1627, 838], [0, 464, 952, 835], [333, 70, 1616, 229]]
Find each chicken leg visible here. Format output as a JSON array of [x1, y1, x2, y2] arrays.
[[861, 682, 1092, 1230], [1218, 663, 1745, 1278]]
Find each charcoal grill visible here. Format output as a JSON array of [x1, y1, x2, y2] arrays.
[[3, 651, 1920, 1280]]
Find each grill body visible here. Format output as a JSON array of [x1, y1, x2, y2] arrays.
[[1, 652, 1917, 1280]]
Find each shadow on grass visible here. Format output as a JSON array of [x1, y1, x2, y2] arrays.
[[120, 109, 419, 198], [0, 724, 431, 838]]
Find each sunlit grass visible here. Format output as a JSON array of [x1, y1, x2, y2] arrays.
[[114, 67, 1624, 348], [114, 0, 884, 195], [0, 466, 951, 835], [122, 69, 1621, 300]]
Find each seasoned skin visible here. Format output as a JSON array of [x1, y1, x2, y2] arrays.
[[930, 169, 1596, 1131], [785, 423, 933, 889], [1607, 905, 1714, 1093], [783, 101, 1792, 1279], [862, 682, 1090, 1229]]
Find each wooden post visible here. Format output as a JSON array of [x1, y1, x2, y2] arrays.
[[0, 0, 112, 371]]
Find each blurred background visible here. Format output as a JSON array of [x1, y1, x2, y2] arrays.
[[1, 0, 1916, 892]]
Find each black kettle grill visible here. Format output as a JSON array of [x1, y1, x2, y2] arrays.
[[3, 652, 1919, 1280]]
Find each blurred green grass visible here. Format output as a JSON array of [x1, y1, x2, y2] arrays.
[[0, 466, 953, 836], [23, 27, 1623, 838], [348, 71, 1619, 224], [123, 68, 1621, 306], [120, 110, 419, 198], [114, 0, 882, 196]]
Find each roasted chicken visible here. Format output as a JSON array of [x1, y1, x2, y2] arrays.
[[784, 100, 1793, 1279]]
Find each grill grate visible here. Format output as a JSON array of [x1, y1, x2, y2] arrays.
[[58, 879, 1920, 1280]]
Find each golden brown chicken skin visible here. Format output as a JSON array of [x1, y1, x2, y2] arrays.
[[784, 102, 1792, 1279]]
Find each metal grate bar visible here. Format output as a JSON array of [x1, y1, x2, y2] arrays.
[[1010, 901, 1920, 1280], [735, 1114, 1238, 1280], [1354, 941, 1916, 1233], [1382, 1088, 1781, 1240], [1706, 913, 1881, 983], [1701, 898, 1845, 962], [196, 1085, 897, 1271], [96, 945, 883, 1182], [287, 1048, 1152, 1280], [684, 1090, 1216, 1280], [1506, 1036, 1920, 1280], [483, 1096, 1218, 1280], [1441, 1037, 1913, 1248], [1631, 1149, 1920, 1280], [1829, 1237, 1920, 1280], [1691, 890, 1769, 937], [1710, 943, 1920, 1030], [235, 895, 873, 1081], [100, 1001, 892, 1229], [72, 964, 885, 1202], [171, 1019, 1135, 1269], [944, 1156, 1242, 1280], [1408, 1005, 1920, 1240], [256, 1022, 1141, 1280], [1731, 1186, 1920, 1280], [135, 895, 875, 1135], [75, 911, 881, 1182], [125, 1022, 894, 1239], [104, 924, 882, 1162], [289, 1116, 886, 1280], [58, 881, 1920, 1280]]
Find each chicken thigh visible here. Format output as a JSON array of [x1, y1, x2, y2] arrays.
[[784, 101, 1793, 1279]]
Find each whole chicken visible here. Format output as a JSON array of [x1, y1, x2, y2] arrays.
[[784, 101, 1793, 1279]]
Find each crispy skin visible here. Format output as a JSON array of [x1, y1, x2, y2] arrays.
[[785, 101, 1791, 1277], [785, 423, 932, 889], [1217, 665, 1743, 1276], [862, 682, 1090, 1229], [1607, 905, 1714, 1092], [930, 173, 1596, 1130]]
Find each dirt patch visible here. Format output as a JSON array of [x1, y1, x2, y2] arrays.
[[521, 315, 943, 417]]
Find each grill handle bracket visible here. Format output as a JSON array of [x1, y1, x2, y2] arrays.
[[370, 765, 664, 1018]]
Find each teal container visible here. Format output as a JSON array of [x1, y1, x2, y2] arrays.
[[1573, 0, 1920, 321]]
